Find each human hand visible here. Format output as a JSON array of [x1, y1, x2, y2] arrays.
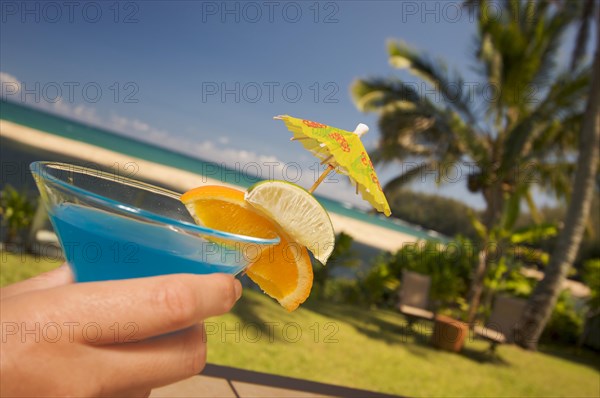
[[0, 264, 242, 397]]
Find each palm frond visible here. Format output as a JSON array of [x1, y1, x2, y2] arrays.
[[570, 0, 596, 69], [528, 5, 579, 90], [383, 162, 438, 193], [387, 41, 477, 124], [511, 222, 558, 244], [351, 78, 420, 113], [523, 189, 541, 224], [353, 77, 490, 168], [353, 76, 479, 164], [538, 66, 591, 113], [471, 0, 577, 119], [375, 104, 452, 162], [528, 113, 582, 161], [501, 186, 522, 231], [528, 162, 576, 201], [499, 67, 590, 174], [351, 0, 588, 230]]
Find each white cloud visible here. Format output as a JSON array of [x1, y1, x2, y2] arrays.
[[0, 71, 21, 97], [0, 70, 104, 126], [43, 99, 103, 126], [107, 113, 169, 142]]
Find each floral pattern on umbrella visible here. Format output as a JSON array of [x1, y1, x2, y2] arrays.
[[274, 115, 391, 217]]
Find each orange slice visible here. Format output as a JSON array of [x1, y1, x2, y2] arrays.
[[181, 185, 312, 311]]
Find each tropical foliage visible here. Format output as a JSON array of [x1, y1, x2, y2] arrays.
[[515, 0, 599, 349], [351, 0, 592, 323], [0, 184, 36, 245], [311, 232, 359, 298], [358, 238, 475, 309], [386, 189, 479, 239], [582, 259, 600, 312], [320, 237, 587, 346]]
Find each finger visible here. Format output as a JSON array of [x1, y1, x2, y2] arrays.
[[94, 324, 206, 393], [0, 263, 73, 300], [12, 273, 241, 343]]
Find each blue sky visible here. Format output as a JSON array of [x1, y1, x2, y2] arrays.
[[0, 1, 588, 210]]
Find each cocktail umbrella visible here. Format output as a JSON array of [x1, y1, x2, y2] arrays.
[[274, 115, 391, 217]]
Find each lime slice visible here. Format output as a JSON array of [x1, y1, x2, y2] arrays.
[[245, 180, 335, 265]]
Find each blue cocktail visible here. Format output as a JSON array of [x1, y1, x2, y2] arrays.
[[31, 162, 279, 282]]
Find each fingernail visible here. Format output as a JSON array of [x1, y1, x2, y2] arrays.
[[234, 279, 242, 300]]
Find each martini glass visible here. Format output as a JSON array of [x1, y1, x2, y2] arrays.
[[30, 161, 279, 282]]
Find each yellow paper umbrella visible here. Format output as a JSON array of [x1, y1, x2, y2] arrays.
[[275, 115, 391, 217]]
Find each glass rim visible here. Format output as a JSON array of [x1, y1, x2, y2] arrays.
[[30, 161, 280, 246]]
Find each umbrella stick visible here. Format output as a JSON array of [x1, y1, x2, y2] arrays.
[[320, 155, 333, 165], [309, 165, 335, 193]]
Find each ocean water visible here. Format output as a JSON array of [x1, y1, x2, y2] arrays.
[[1, 100, 442, 241]]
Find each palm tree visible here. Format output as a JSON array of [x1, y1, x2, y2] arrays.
[[351, 0, 590, 323], [514, 1, 599, 350]]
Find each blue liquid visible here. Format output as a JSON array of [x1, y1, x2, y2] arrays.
[[49, 203, 247, 282]]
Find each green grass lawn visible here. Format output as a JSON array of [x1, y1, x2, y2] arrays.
[[2, 251, 599, 397], [1, 249, 63, 286]]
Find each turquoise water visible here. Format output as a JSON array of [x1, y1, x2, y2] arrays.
[[1, 100, 442, 241], [49, 203, 248, 282]]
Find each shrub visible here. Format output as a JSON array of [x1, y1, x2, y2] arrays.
[[386, 189, 478, 239], [357, 237, 476, 310], [0, 184, 36, 245], [582, 259, 600, 311], [322, 278, 363, 305], [497, 265, 588, 347], [311, 232, 359, 300], [392, 237, 475, 306], [541, 290, 584, 346], [356, 253, 400, 307], [497, 267, 536, 298]]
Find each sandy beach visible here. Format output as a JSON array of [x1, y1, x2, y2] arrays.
[[1, 119, 418, 252]]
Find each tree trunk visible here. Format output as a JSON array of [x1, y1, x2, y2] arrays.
[[481, 180, 505, 230], [466, 248, 488, 323], [514, 22, 600, 350], [466, 183, 505, 324]]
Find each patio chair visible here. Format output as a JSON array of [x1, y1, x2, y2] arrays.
[[397, 270, 435, 324], [473, 295, 527, 351]]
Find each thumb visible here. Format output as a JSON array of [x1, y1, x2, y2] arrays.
[[1, 263, 73, 300]]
